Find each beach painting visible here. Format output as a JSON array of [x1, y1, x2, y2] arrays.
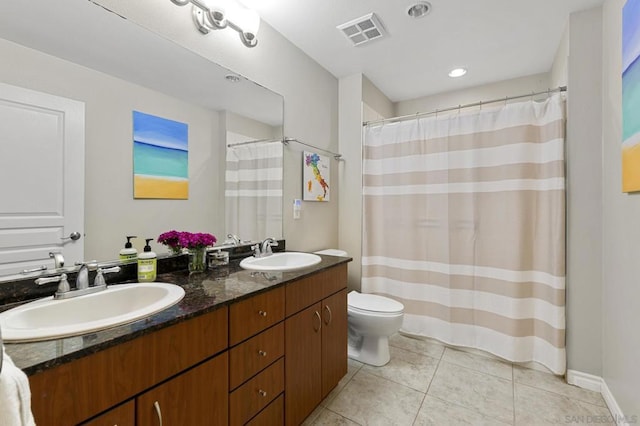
[[133, 111, 188, 199], [623, 0, 640, 192]]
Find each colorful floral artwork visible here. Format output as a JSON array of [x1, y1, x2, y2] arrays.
[[303, 151, 330, 201], [622, 0, 640, 192], [133, 111, 188, 199]]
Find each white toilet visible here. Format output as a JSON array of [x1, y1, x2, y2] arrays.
[[314, 249, 405, 366], [347, 290, 404, 366]]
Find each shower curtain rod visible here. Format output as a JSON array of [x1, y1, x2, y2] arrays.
[[363, 86, 567, 127], [227, 138, 281, 148], [283, 137, 343, 160]]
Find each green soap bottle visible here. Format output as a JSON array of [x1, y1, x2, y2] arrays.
[[137, 238, 157, 282], [119, 236, 138, 264]]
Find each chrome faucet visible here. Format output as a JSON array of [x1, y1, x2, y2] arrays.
[[261, 237, 278, 255], [75, 264, 90, 290], [35, 264, 120, 300], [250, 238, 278, 257], [226, 234, 241, 245], [49, 252, 65, 269]]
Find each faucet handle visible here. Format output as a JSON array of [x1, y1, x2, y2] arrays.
[[251, 243, 261, 257], [35, 273, 70, 294], [94, 266, 121, 287]]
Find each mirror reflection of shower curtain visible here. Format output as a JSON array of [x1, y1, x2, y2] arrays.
[[225, 141, 283, 241], [362, 94, 566, 374]]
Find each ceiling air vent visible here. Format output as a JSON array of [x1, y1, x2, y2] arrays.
[[337, 13, 386, 47]]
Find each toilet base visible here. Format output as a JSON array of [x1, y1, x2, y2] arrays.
[[347, 335, 391, 366]]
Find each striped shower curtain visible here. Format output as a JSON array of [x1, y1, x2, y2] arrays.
[[225, 140, 283, 241], [362, 94, 566, 374]]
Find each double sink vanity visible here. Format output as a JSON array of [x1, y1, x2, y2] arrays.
[[1, 250, 351, 426]]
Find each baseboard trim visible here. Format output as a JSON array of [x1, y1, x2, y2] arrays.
[[566, 369, 602, 392], [567, 370, 632, 425]]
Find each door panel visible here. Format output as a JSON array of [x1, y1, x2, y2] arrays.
[[0, 83, 84, 274]]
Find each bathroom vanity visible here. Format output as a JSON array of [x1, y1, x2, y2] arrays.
[[3, 254, 350, 426]]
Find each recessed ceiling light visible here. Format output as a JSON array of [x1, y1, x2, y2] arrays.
[[407, 2, 432, 19], [225, 74, 242, 83], [448, 68, 467, 78]]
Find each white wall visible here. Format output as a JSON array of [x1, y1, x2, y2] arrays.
[[565, 7, 604, 377], [395, 73, 550, 116], [0, 38, 224, 261], [602, 0, 640, 417], [338, 74, 364, 289], [93, 0, 340, 253]]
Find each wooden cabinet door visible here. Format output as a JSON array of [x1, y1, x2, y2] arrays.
[[246, 394, 284, 426], [285, 302, 322, 426], [136, 352, 228, 426], [321, 289, 348, 398], [80, 400, 135, 426]]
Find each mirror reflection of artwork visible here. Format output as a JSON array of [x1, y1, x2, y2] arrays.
[[133, 111, 189, 199], [623, 0, 640, 192], [303, 151, 330, 202]]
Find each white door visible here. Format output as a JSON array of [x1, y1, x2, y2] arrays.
[[0, 83, 84, 276]]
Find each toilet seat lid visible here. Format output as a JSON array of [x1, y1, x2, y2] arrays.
[[348, 291, 404, 313]]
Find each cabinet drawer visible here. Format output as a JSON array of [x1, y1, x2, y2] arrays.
[[230, 286, 285, 345], [246, 394, 284, 426], [286, 265, 348, 316], [229, 322, 285, 390], [229, 358, 284, 425]]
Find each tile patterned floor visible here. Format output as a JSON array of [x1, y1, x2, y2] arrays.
[[303, 334, 612, 425]]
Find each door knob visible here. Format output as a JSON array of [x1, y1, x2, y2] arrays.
[[61, 231, 81, 241]]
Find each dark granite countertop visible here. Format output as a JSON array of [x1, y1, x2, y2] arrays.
[[3, 254, 351, 376]]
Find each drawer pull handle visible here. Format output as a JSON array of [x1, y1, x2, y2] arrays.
[[258, 350, 267, 357], [258, 310, 268, 317], [324, 305, 332, 325], [313, 311, 322, 332], [258, 389, 267, 397], [153, 401, 163, 426]]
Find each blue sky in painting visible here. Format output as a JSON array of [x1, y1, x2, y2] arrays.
[[623, 0, 640, 73], [133, 110, 188, 151]]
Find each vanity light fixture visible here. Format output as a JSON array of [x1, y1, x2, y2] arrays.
[[169, 0, 260, 48], [448, 67, 467, 78]]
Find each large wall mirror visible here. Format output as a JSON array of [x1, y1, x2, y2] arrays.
[[0, 0, 283, 279]]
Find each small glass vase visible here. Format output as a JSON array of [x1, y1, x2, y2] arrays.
[[188, 247, 207, 273]]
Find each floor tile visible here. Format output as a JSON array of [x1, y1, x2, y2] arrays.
[[389, 333, 445, 360], [441, 347, 513, 380], [361, 346, 439, 392], [515, 383, 613, 424], [428, 361, 514, 424], [327, 370, 425, 426], [513, 366, 606, 407], [311, 408, 362, 425], [322, 358, 363, 407], [414, 395, 513, 425], [302, 404, 326, 426]]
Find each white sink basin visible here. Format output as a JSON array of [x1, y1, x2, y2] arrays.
[[0, 283, 185, 342], [239, 252, 322, 272]]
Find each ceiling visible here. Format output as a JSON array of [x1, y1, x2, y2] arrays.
[[247, 0, 605, 102], [0, 0, 284, 127]]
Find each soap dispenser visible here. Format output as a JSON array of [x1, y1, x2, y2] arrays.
[[137, 238, 157, 282], [119, 236, 138, 264]]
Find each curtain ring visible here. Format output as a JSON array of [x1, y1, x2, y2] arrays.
[[458, 104, 461, 114], [435, 108, 439, 118], [479, 100, 482, 111]]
